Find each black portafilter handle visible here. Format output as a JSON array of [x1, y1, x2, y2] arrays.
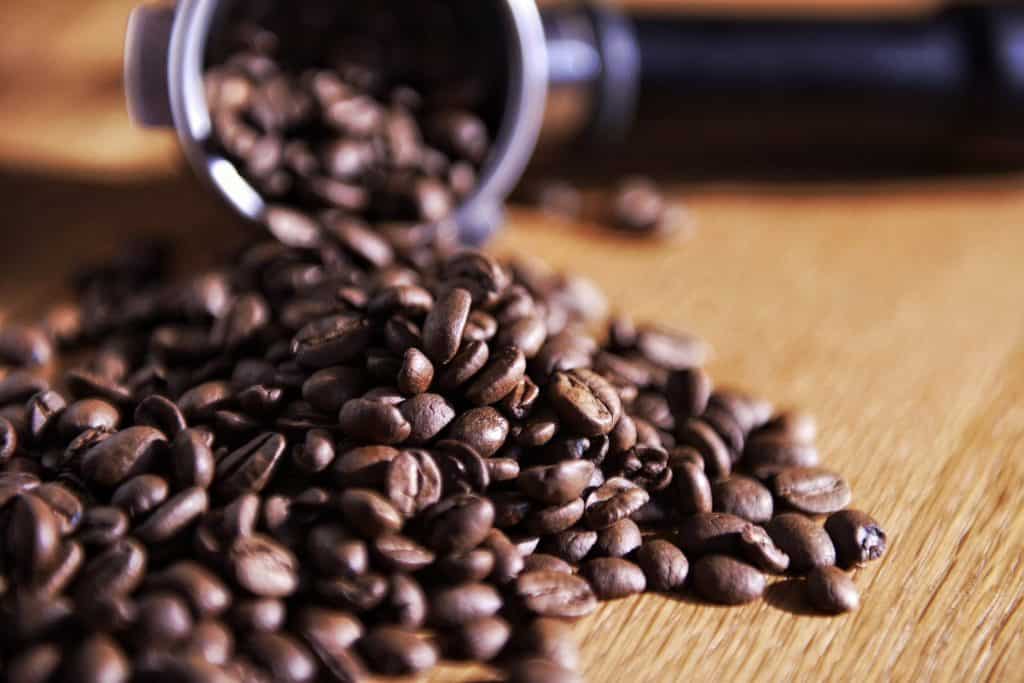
[[539, 3, 1024, 177]]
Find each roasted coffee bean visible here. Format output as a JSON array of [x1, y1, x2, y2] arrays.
[[146, 561, 232, 618], [135, 591, 194, 644], [594, 518, 642, 557], [332, 445, 400, 488], [80, 426, 166, 488], [182, 619, 235, 665], [8, 493, 62, 584], [338, 488, 403, 538], [178, 381, 233, 422], [806, 565, 859, 613], [134, 394, 186, 439], [490, 491, 532, 529], [423, 493, 494, 553], [743, 434, 819, 479], [6, 643, 63, 683], [0, 371, 49, 406], [522, 553, 574, 575], [635, 325, 708, 370], [61, 634, 130, 683], [308, 523, 368, 577], [465, 346, 527, 405], [246, 632, 317, 683], [666, 367, 712, 419], [434, 548, 495, 583], [435, 440, 490, 494], [293, 428, 335, 473], [758, 410, 818, 444], [635, 539, 689, 592], [676, 512, 749, 557], [547, 527, 597, 563], [422, 287, 472, 364], [29, 482, 83, 535], [765, 513, 836, 573], [264, 206, 321, 248], [519, 460, 594, 505], [482, 528, 524, 583], [379, 572, 427, 628], [65, 368, 134, 405], [301, 366, 365, 414], [57, 398, 119, 441], [373, 533, 435, 572], [516, 570, 598, 618], [229, 533, 299, 597], [527, 498, 586, 536], [0, 415, 17, 463], [445, 407, 509, 457], [295, 605, 364, 657], [230, 597, 286, 632], [825, 509, 888, 568], [713, 475, 774, 523], [396, 348, 434, 395], [0, 324, 53, 367], [359, 626, 438, 675], [431, 581, 502, 625], [74, 537, 147, 600], [548, 369, 622, 437], [692, 554, 765, 604], [673, 460, 713, 515], [76, 505, 129, 546], [447, 615, 510, 661], [773, 466, 852, 515], [339, 398, 411, 445], [111, 474, 169, 519], [396, 394, 453, 445], [215, 432, 286, 498], [582, 557, 646, 599], [434, 339, 489, 391], [508, 658, 583, 683], [702, 406, 746, 458], [738, 524, 790, 574], [172, 428, 216, 489], [316, 571, 388, 612], [676, 418, 731, 480], [25, 390, 65, 442], [293, 316, 373, 369], [584, 477, 649, 529], [381, 449, 440, 516], [136, 486, 209, 543]]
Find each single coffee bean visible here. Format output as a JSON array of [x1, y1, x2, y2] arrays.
[[548, 369, 622, 437], [293, 428, 336, 473], [635, 539, 689, 592], [381, 572, 428, 628], [339, 398, 411, 445], [422, 287, 472, 364], [712, 475, 774, 523], [8, 493, 62, 583], [61, 634, 129, 683], [430, 582, 503, 625], [80, 426, 166, 488], [315, 571, 388, 612], [177, 381, 233, 422], [29, 483, 83, 535], [172, 428, 216, 489], [507, 658, 583, 683], [0, 415, 17, 463], [359, 626, 438, 675], [294, 605, 364, 655], [215, 432, 287, 499], [464, 346, 527, 405], [110, 474, 168, 520], [547, 527, 597, 563], [32, 539, 83, 598], [230, 597, 286, 632], [373, 533, 436, 572], [57, 399, 120, 441], [523, 553, 574, 575], [445, 406, 509, 457], [676, 512, 748, 556], [338, 488, 403, 538], [264, 206, 322, 248], [692, 554, 765, 604], [384, 449, 442, 516], [738, 524, 791, 574], [308, 523, 368, 577], [302, 366, 365, 414], [765, 513, 836, 573], [0, 324, 53, 367], [482, 528, 524, 583], [293, 315, 373, 369], [806, 565, 859, 613], [399, 394, 456, 445], [396, 348, 434, 396], [435, 548, 496, 583], [702, 406, 746, 459], [584, 477, 649, 529], [134, 591, 195, 644], [146, 560, 231, 618], [757, 410, 818, 444], [635, 325, 708, 370], [516, 617, 581, 670], [594, 518, 643, 557], [74, 537, 147, 600], [434, 339, 489, 391], [423, 493, 494, 554], [665, 367, 712, 419], [676, 418, 731, 480], [332, 445, 400, 488], [673, 460, 713, 515], [743, 434, 819, 479], [773, 466, 852, 515], [527, 498, 586, 536], [135, 486, 209, 543], [246, 632, 317, 683], [182, 619, 235, 665], [518, 460, 595, 505], [447, 615, 510, 661], [516, 570, 598, 618], [228, 533, 299, 597], [134, 394, 187, 439], [581, 557, 647, 599], [825, 509, 888, 567]]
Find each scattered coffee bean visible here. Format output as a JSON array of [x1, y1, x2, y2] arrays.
[[635, 539, 689, 592], [825, 509, 887, 568], [581, 557, 646, 599], [773, 466, 851, 515], [713, 475, 774, 523], [692, 554, 765, 604], [765, 513, 836, 573], [806, 566, 860, 613]]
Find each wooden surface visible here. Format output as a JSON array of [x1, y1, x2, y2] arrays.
[[1, 2, 1022, 682]]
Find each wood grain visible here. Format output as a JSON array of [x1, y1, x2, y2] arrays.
[[1, 2, 1021, 682]]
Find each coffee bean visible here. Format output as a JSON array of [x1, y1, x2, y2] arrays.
[[702, 406, 746, 459], [581, 557, 646, 599], [80, 426, 167, 488], [136, 486, 209, 543], [0, 324, 53, 367], [172, 428, 216, 489], [396, 348, 434, 395], [487, 457, 521, 482], [178, 381, 233, 422], [381, 572, 428, 628], [308, 523, 368, 577], [8, 493, 62, 584], [677, 418, 731, 480], [516, 570, 598, 618], [635, 325, 708, 371], [594, 518, 642, 557], [738, 524, 790, 574], [584, 477, 649, 529], [230, 597, 286, 633], [447, 615, 510, 661], [434, 339, 489, 391], [293, 428, 336, 473], [673, 460, 713, 515], [508, 658, 583, 683], [758, 410, 818, 444], [666, 367, 712, 419], [547, 527, 597, 563], [339, 398, 411, 445], [134, 394, 187, 439], [445, 407, 509, 457], [765, 513, 836, 573], [182, 619, 235, 665], [527, 498, 585, 536], [373, 533, 436, 572], [264, 206, 321, 248], [339, 488, 404, 538], [423, 287, 472, 364], [214, 432, 287, 498], [423, 493, 494, 554], [61, 634, 129, 683], [332, 445, 400, 488], [712, 475, 774, 523], [0, 415, 17, 463], [435, 548, 495, 583], [548, 369, 622, 437], [29, 483, 83, 535], [246, 632, 317, 683], [523, 553, 574, 575], [773, 466, 852, 515], [111, 474, 169, 519], [825, 509, 887, 568], [519, 460, 594, 505], [692, 554, 765, 604], [74, 538, 147, 600], [229, 533, 299, 597], [295, 605, 364, 655], [743, 434, 819, 479], [302, 366, 365, 414], [147, 561, 232, 618], [293, 316, 373, 369], [135, 591, 194, 644], [634, 539, 689, 592], [806, 565, 859, 613], [676, 512, 748, 556], [6, 643, 63, 683], [57, 398, 120, 440], [360, 626, 438, 675], [465, 346, 527, 405], [482, 528, 524, 583], [315, 571, 388, 612], [431, 582, 502, 625]]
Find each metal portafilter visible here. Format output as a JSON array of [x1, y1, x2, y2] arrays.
[[126, 1, 1024, 242]]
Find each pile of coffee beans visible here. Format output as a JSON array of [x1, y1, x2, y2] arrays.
[[0, 223, 886, 682], [204, 1, 498, 238]]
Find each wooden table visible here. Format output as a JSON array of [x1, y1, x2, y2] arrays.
[[1, 2, 1021, 682]]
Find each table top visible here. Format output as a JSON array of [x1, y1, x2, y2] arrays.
[[1, 2, 1021, 682]]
